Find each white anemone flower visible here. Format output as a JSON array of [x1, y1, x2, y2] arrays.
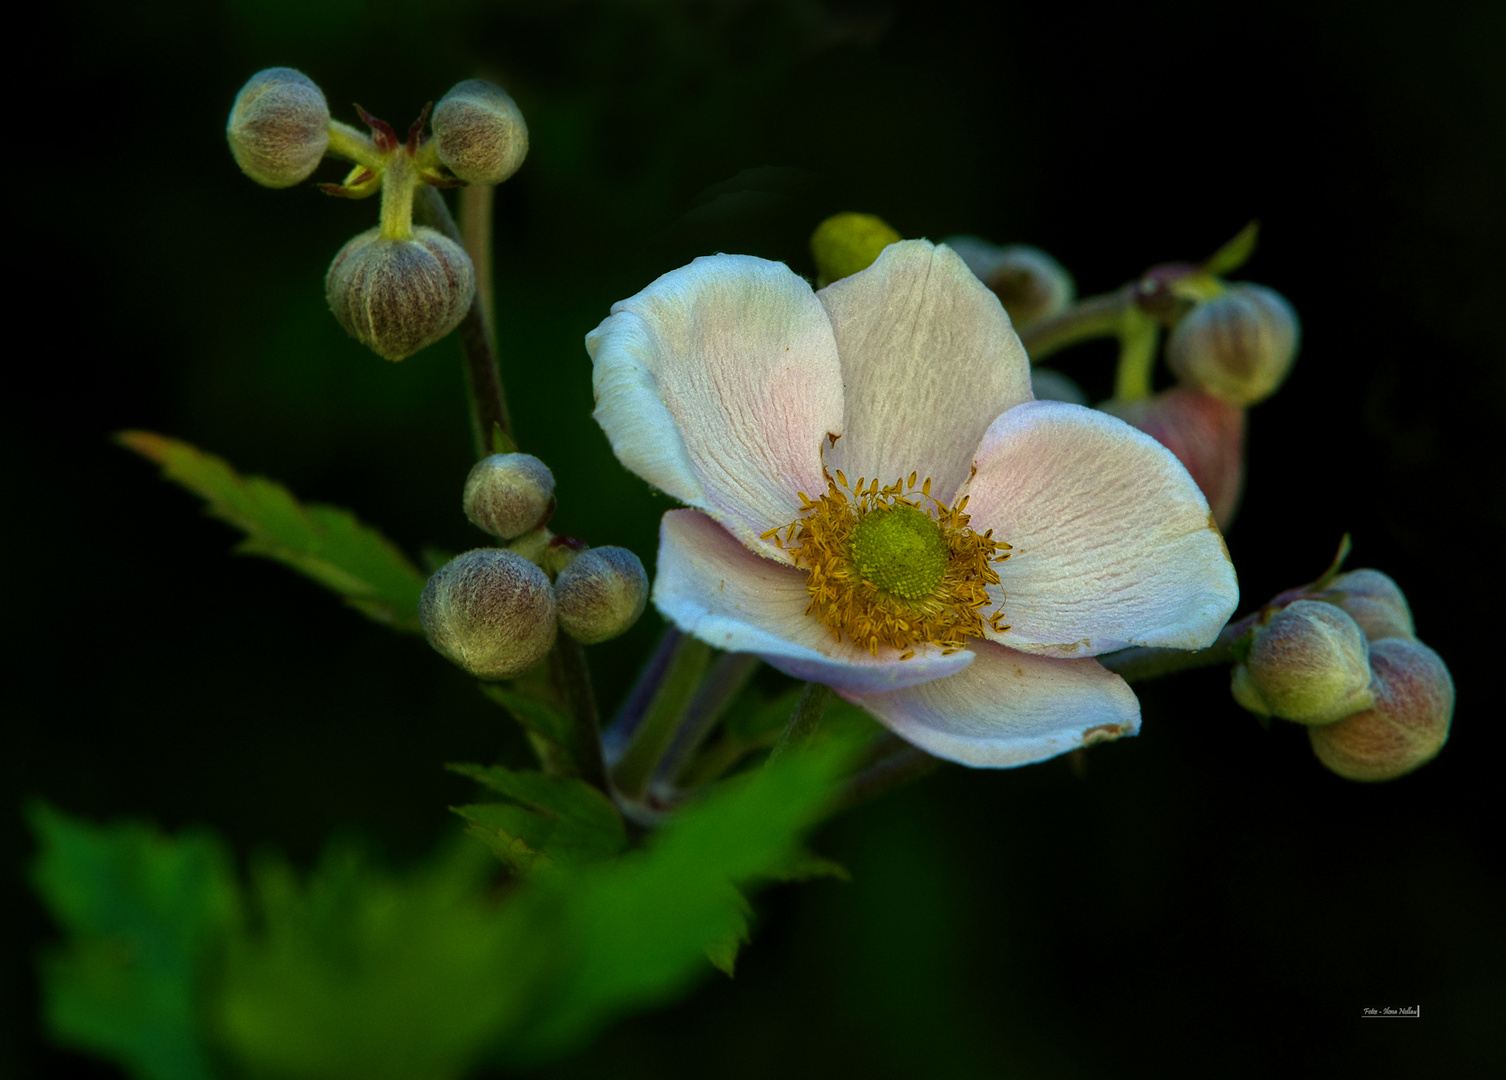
[[586, 240, 1238, 767]]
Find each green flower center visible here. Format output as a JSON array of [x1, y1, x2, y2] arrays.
[[850, 503, 948, 600]]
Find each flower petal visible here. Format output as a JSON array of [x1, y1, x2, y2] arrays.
[[653, 509, 974, 693], [965, 400, 1239, 655], [587, 255, 844, 556], [843, 641, 1140, 768], [816, 239, 1033, 504]]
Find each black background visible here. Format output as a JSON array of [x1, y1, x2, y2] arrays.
[[6, 1, 1503, 1076]]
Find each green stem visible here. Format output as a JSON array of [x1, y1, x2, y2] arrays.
[[414, 186, 513, 456], [767, 683, 832, 764], [656, 652, 762, 787], [611, 635, 713, 799], [1112, 306, 1160, 403], [1018, 288, 1131, 361], [834, 745, 939, 812], [549, 635, 609, 793], [378, 152, 416, 241], [460, 184, 496, 340], [324, 120, 384, 170], [1098, 616, 1255, 683]]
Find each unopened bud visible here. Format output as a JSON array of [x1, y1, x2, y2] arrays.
[[420, 549, 557, 679], [945, 237, 1075, 328], [1316, 569, 1415, 642], [326, 226, 476, 361], [463, 454, 555, 540], [1231, 600, 1373, 725], [1166, 283, 1300, 405], [554, 546, 649, 645], [1101, 386, 1245, 529], [227, 68, 330, 188], [811, 213, 901, 285], [1308, 638, 1453, 781], [432, 79, 529, 185]]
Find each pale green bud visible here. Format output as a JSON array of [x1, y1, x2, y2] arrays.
[[420, 549, 557, 679], [1166, 283, 1300, 405], [1309, 638, 1453, 781], [945, 237, 1075, 329], [1231, 600, 1373, 725], [554, 546, 649, 645], [432, 79, 529, 185], [1318, 569, 1415, 642], [810, 213, 901, 285], [463, 454, 555, 540], [326, 226, 476, 361], [227, 68, 330, 188]]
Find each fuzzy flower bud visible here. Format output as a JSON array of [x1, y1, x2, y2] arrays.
[[811, 213, 902, 285], [1231, 600, 1374, 725], [420, 549, 557, 679], [227, 68, 330, 188], [1166, 283, 1300, 405], [326, 226, 476, 361], [431, 79, 529, 185], [1316, 569, 1415, 642], [1100, 386, 1245, 529], [1308, 638, 1453, 781], [463, 454, 555, 540], [945, 236, 1075, 328], [554, 546, 649, 645]]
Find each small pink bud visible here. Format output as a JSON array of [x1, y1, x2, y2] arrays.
[[1308, 638, 1453, 781], [1101, 386, 1245, 529], [1314, 568, 1415, 642], [1231, 600, 1374, 725], [463, 454, 555, 540], [420, 549, 557, 679], [554, 546, 649, 645], [1166, 283, 1300, 405]]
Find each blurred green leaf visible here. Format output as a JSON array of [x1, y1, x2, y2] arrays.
[[450, 763, 628, 874], [118, 431, 428, 631], [217, 842, 546, 1080], [1203, 219, 1260, 277], [764, 845, 851, 883], [27, 802, 240, 1080], [479, 683, 578, 771], [507, 731, 862, 1061]]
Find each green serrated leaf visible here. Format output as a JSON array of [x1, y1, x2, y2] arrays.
[[27, 802, 240, 1080], [1203, 219, 1260, 277], [118, 431, 428, 632], [506, 732, 863, 1062], [452, 769, 627, 874], [705, 887, 752, 976], [763, 845, 851, 883]]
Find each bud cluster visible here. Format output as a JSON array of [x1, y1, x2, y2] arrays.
[[1230, 569, 1453, 781], [946, 235, 1076, 330], [226, 67, 530, 362], [419, 455, 648, 679]]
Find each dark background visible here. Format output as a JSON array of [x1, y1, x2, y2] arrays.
[[7, 0, 1503, 1076]]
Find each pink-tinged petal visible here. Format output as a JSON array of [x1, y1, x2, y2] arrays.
[[843, 640, 1140, 768], [587, 255, 844, 557], [965, 400, 1238, 655], [653, 509, 974, 694], [816, 240, 1033, 505]]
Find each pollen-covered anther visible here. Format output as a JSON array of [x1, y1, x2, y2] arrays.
[[762, 471, 1011, 657]]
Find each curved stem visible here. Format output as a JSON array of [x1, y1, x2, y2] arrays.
[[1098, 614, 1257, 682], [414, 186, 512, 456], [767, 683, 832, 764], [1113, 307, 1160, 403], [325, 120, 384, 170], [549, 636, 608, 793], [1019, 287, 1132, 361], [612, 635, 712, 800]]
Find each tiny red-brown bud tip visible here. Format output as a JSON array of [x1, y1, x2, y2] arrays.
[[420, 549, 557, 679], [227, 68, 330, 188], [1308, 638, 1453, 781]]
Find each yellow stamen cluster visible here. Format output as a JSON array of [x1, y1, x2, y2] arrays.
[[761, 470, 1012, 659]]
